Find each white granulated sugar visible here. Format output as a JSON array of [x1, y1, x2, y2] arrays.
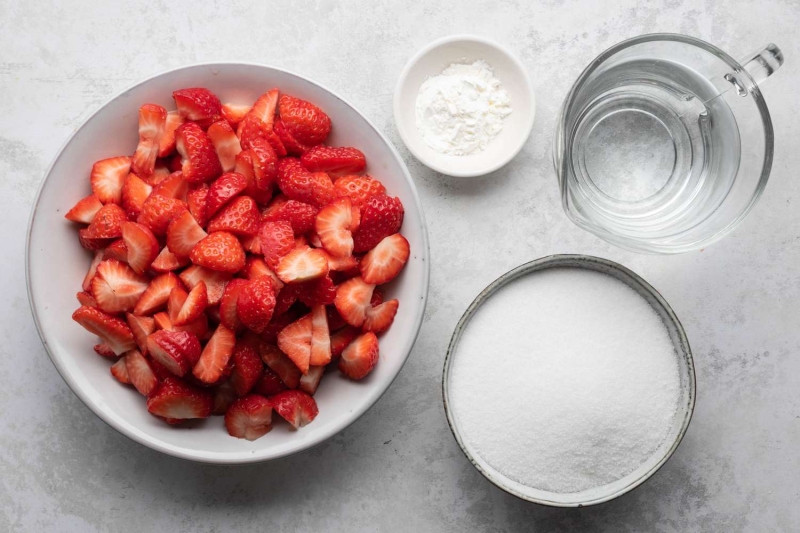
[[449, 268, 681, 494], [415, 60, 512, 155]]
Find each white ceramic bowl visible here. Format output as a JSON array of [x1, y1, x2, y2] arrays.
[[26, 63, 430, 464], [394, 35, 536, 177]]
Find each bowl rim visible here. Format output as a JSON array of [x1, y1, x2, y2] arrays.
[[441, 254, 696, 506], [393, 34, 536, 178], [25, 61, 431, 464]]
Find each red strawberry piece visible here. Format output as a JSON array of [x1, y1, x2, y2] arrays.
[[72, 305, 136, 355], [207, 120, 242, 172], [111, 356, 131, 384], [206, 172, 247, 219], [273, 286, 298, 318], [239, 234, 260, 254], [172, 87, 222, 128], [250, 140, 278, 198], [234, 150, 269, 205], [225, 394, 273, 441], [121, 173, 153, 219], [151, 247, 189, 273], [149, 162, 171, 183], [78, 229, 111, 251], [270, 389, 319, 429], [259, 342, 301, 389], [236, 89, 279, 146], [327, 305, 348, 332], [259, 220, 295, 269], [126, 313, 156, 354], [262, 197, 318, 235], [158, 110, 185, 158], [273, 118, 308, 155], [236, 278, 276, 334], [363, 299, 399, 333], [91, 156, 131, 204], [334, 174, 386, 210], [132, 104, 167, 176], [65, 195, 103, 224], [278, 95, 331, 146], [315, 197, 355, 257], [179, 265, 231, 305], [146, 376, 213, 419], [219, 278, 248, 330], [167, 210, 207, 257], [85, 203, 127, 239], [253, 366, 288, 396], [137, 194, 188, 236], [277, 158, 334, 207], [294, 274, 336, 307], [300, 145, 366, 175], [176, 122, 223, 183], [299, 365, 325, 396], [310, 305, 331, 366], [334, 276, 375, 327], [221, 103, 251, 128], [360, 233, 410, 285], [167, 285, 188, 324], [339, 331, 379, 380], [151, 171, 189, 201], [125, 349, 159, 396], [207, 195, 260, 236], [193, 324, 236, 384], [212, 379, 238, 415], [76, 290, 97, 307], [264, 130, 287, 157], [330, 325, 360, 359], [276, 247, 329, 284], [93, 343, 118, 359], [146, 330, 201, 377], [91, 259, 149, 313], [352, 194, 404, 253], [322, 250, 359, 274], [175, 314, 209, 340], [277, 313, 312, 374], [242, 257, 282, 288], [133, 272, 181, 316], [230, 341, 264, 396], [174, 280, 208, 326], [190, 231, 245, 273], [82, 251, 104, 291], [120, 221, 159, 274], [186, 184, 209, 226], [103, 239, 128, 262], [153, 311, 173, 331]]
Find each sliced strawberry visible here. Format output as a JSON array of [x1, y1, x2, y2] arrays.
[[174, 280, 208, 326], [91, 156, 131, 204], [172, 87, 222, 127], [190, 231, 246, 273], [146, 376, 213, 419], [151, 171, 189, 201], [299, 366, 324, 396], [339, 331, 379, 379], [207, 120, 242, 172], [158, 110, 185, 157], [167, 285, 188, 324], [273, 287, 298, 318], [179, 265, 231, 305], [315, 197, 354, 257], [273, 118, 309, 155], [327, 305, 348, 332], [333, 276, 375, 327], [277, 158, 334, 207], [225, 394, 273, 441], [166, 210, 207, 257], [82, 250, 104, 291], [120, 221, 159, 274], [300, 145, 366, 175], [65, 195, 103, 224], [229, 341, 264, 396], [234, 150, 269, 205], [133, 272, 181, 316], [352, 194, 404, 253], [125, 349, 159, 396], [363, 299, 399, 333], [121, 173, 152, 219], [221, 103, 251, 128], [294, 274, 336, 307], [186, 185, 209, 226], [193, 324, 236, 384], [240, 234, 261, 254], [310, 305, 331, 366], [149, 162, 171, 183], [146, 329, 201, 377], [175, 314, 209, 339], [153, 311, 173, 331], [237, 89, 278, 143], [175, 122, 223, 183], [252, 366, 287, 396], [131, 104, 167, 176], [85, 203, 127, 239], [126, 313, 156, 354], [334, 174, 386, 210], [93, 343, 118, 359], [360, 233, 410, 285], [76, 290, 97, 307], [261, 197, 318, 235], [110, 356, 131, 384], [330, 326, 360, 359], [103, 239, 128, 262], [264, 130, 287, 157], [206, 172, 247, 219], [322, 250, 359, 274], [249, 137, 278, 191], [207, 195, 260, 236], [259, 220, 295, 269], [242, 257, 282, 289], [137, 194, 187, 236], [91, 259, 149, 313], [270, 389, 319, 429], [78, 229, 111, 251], [151, 247, 189, 273], [278, 95, 331, 146], [277, 314, 312, 374], [276, 247, 329, 284], [236, 278, 276, 334], [212, 379, 238, 415], [219, 278, 248, 330], [72, 305, 136, 355], [259, 342, 301, 388]]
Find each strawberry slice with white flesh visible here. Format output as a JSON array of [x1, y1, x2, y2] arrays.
[[72, 305, 136, 355], [158, 110, 184, 158], [174, 280, 208, 326], [120, 221, 159, 275], [146, 329, 201, 377], [333, 276, 375, 327], [298, 365, 324, 396], [339, 331, 379, 380], [146, 376, 213, 419], [207, 120, 242, 172], [363, 299, 399, 333], [221, 103, 251, 127], [193, 324, 236, 384], [167, 210, 208, 257], [82, 250, 104, 291], [131, 104, 167, 177], [133, 272, 182, 316], [179, 265, 231, 306], [270, 390, 318, 429], [125, 349, 159, 396], [277, 314, 313, 375], [91, 156, 131, 204], [315, 197, 355, 257], [276, 247, 329, 284], [111, 357, 131, 384], [151, 246, 189, 273], [310, 305, 331, 366], [126, 313, 156, 354], [225, 394, 273, 441], [259, 343, 301, 389], [360, 233, 410, 285], [91, 259, 149, 314], [65, 195, 103, 224]]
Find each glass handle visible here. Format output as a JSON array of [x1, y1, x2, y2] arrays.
[[739, 43, 783, 86]]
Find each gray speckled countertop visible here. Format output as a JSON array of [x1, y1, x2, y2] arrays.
[[2, 1, 799, 531]]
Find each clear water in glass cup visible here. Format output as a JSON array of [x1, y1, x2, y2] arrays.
[[554, 34, 783, 253]]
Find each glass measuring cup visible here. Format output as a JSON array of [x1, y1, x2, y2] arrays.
[[553, 34, 783, 253]]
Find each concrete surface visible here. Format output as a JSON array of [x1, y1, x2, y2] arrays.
[[2, 0, 799, 531]]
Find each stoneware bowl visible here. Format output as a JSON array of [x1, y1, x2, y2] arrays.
[[27, 63, 430, 464], [442, 255, 695, 506], [394, 35, 536, 177]]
